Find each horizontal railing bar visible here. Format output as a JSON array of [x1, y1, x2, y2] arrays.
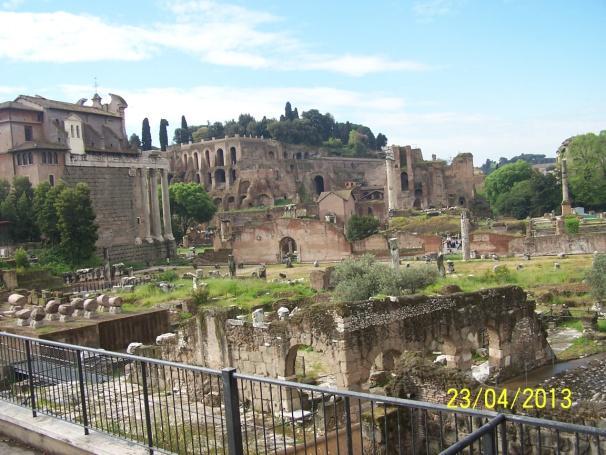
[[439, 414, 506, 455], [234, 371, 497, 418], [0, 331, 221, 376], [504, 412, 606, 436]]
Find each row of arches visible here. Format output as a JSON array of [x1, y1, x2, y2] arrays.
[[186, 146, 238, 171]]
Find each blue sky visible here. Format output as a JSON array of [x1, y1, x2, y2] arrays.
[[0, 0, 604, 164]]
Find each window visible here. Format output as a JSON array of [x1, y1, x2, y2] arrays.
[[53, 152, 58, 164], [70, 125, 74, 137], [49, 175, 55, 186], [42, 152, 47, 164], [24, 125, 33, 141], [17, 154, 22, 166], [36, 112, 43, 122], [28, 152, 33, 164], [76, 125, 80, 138]]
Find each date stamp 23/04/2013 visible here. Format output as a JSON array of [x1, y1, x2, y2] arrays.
[[446, 387, 572, 411]]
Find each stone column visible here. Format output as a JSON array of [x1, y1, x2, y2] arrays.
[[461, 209, 470, 261], [140, 168, 153, 243], [561, 158, 572, 215], [384, 147, 397, 214], [160, 169, 174, 240], [149, 169, 163, 241]]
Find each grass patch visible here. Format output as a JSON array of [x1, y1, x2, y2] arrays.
[[557, 319, 583, 331], [557, 336, 605, 361], [119, 277, 315, 312]]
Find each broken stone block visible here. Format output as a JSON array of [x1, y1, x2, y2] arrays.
[[156, 333, 177, 345], [127, 342, 143, 354], [97, 294, 110, 312], [29, 307, 45, 328], [309, 267, 334, 291], [45, 300, 60, 321], [71, 298, 84, 317], [15, 308, 31, 326], [8, 293, 26, 309], [58, 304, 74, 322], [83, 298, 98, 319], [108, 296, 123, 314], [252, 308, 264, 326], [277, 307, 290, 320]]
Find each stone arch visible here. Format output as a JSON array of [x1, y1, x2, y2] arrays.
[[239, 180, 250, 195], [215, 148, 225, 167], [193, 152, 199, 170], [205, 149, 210, 166], [213, 197, 223, 209], [279, 236, 297, 258], [458, 196, 466, 206], [230, 147, 237, 165], [268, 150, 275, 160], [313, 175, 325, 195], [255, 193, 272, 207], [400, 172, 408, 190], [413, 198, 422, 209], [226, 196, 236, 210], [214, 169, 226, 184]]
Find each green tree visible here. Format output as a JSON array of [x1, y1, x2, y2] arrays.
[[0, 179, 10, 202], [587, 254, 606, 302], [376, 133, 388, 149], [55, 183, 98, 265], [565, 131, 606, 210], [284, 102, 294, 121], [168, 182, 216, 242], [141, 118, 152, 151], [345, 214, 380, 241], [180, 115, 191, 144], [33, 181, 65, 245], [484, 161, 534, 208], [14, 247, 29, 269], [129, 133, 141, 150], [159, 118, 169, 151], [491, 169, 560, 218]]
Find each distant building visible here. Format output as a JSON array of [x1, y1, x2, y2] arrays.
[[0, 94, 175, 262]]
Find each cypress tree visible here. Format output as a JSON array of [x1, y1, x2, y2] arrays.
[[159, 119, 169, 151], [180, 115, 190, 144], [141, 118, 152, 151]]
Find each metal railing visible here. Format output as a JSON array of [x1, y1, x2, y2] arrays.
[[0, 332, 604, 454]]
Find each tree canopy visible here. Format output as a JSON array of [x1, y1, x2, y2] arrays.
[[168, 182, 217, 242], [565, 131, 606, 210], [480, 154, 556, 175], [345, 214, 380, 241], [164, 102, 387, 157], [141, 118, 152, 151], [159, 119, 169, 151], [484, 161, 560, 218]]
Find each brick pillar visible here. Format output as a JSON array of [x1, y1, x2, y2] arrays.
[[140, 168, 153, 243], [160, 169, 174, 240], [149, 169, 163, 241]]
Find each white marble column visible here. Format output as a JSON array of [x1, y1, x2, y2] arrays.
[[140, 168, 153, 243], [149, 169, 163, 241], [160, 169, 174, 240]]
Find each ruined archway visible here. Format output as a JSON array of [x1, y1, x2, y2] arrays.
[[368, 349, 402, 389], [214, 169, 226, 184], [193, 152, 199, 170], [279, 237, 297, 259], [230, 147, 237, 165], [255, 193, 271, 207], [205, 149, 210, 166], [226, 196, 236, 210], [313, 175, 325, 195], [213, 197, 223, 210]]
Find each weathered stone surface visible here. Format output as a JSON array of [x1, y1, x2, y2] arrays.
[[309, 267, 334, 291], [8, 294, 26, 307]]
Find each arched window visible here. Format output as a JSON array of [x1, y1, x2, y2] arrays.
[[215, 169, 226, 183], [230, 147, 237, 165], [313, 175, 325, 195], [231, 169, 236, 182], [268, 151, 275, 159], [216, 148, 224, 167], [195, 174, 201, 183], [193, 152, 199, 170], [76, 125, 80, 138], [205, 150, 210, 166], [208, 172, 212, 185], [70, 125, 74, 137]]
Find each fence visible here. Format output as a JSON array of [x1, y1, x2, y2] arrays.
[[0, 332, 604, 454]]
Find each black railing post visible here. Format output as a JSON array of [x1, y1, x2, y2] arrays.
[[140, 362, 154, 454], [222, 368, 244, 454], [75, 349, 89, 435], [24, 339, 36, 417], [499, 420, 508, 455], [482, 426, 497, 455], [344, 396, 354, 455]]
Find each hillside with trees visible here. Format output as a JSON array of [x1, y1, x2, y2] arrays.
[[480, 154, 556, 175], [171, 102, 388, 158]]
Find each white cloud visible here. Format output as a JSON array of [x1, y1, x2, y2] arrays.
[[57, 83, 605, 165], [0, 1, 430, 75]]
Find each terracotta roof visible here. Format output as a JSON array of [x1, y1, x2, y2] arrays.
[[16, 95, 121, 118], [8, 141, 68, 152], [0, 101, 43, 112], [317, 189, 354, 203]]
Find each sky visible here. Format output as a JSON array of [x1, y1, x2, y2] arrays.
[[0, 0, 605, 164]]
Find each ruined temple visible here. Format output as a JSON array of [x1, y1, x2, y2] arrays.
[[164, 136, 481, 216]]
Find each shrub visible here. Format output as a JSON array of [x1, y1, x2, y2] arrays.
[[346, 215, 380, 241], [157, 270, 178, 282], [587, 254, 606, 302], [564, 216, 579, 234], [191, 286, 209, 306], [14, 248, 29, 269], [333, 255, 438, 301]]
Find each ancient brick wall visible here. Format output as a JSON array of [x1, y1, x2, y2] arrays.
[[509, 232, 606, 255]]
